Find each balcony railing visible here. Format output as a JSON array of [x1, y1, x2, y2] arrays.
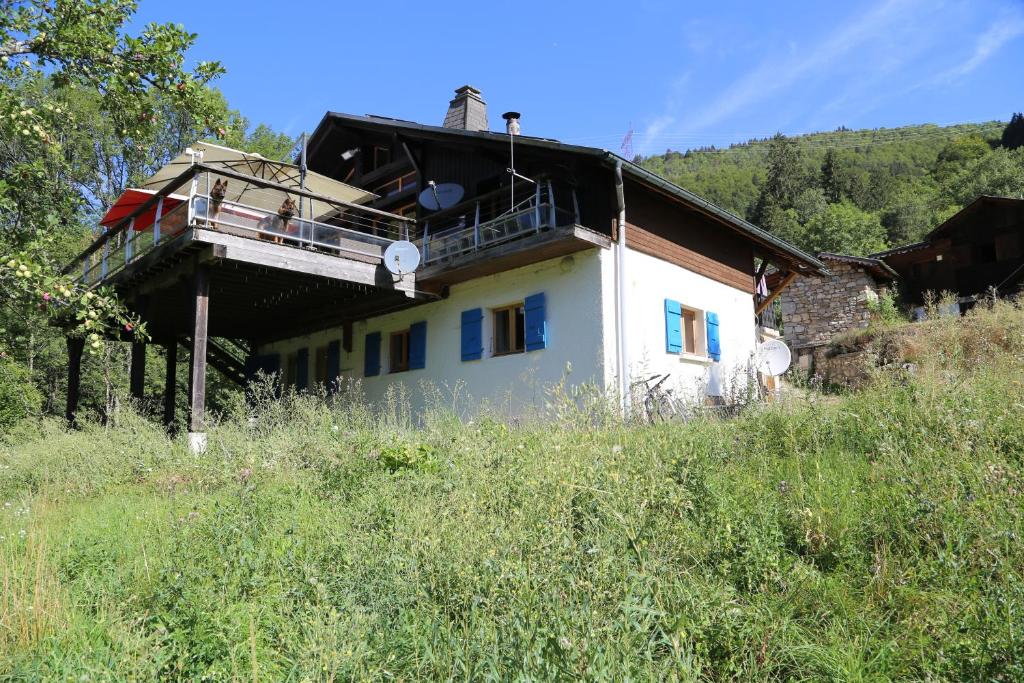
[[417, 180, 576, 267], [71, 168, 412, 287]]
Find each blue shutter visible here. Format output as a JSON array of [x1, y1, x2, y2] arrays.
[[364, 332, 381, 377], [409, 321, 427, 370], [326, 340, 341, 393], [706, 311, 721, 361], [524, 292, 548, 352], [295, 348, 309, 391], [460, 309, 483, 361], [665, 299, 682, 353]]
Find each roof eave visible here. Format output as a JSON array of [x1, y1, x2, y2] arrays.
[[608, 153, 829, 276]]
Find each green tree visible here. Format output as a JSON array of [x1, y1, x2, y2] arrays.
[[942, 147, 1024, 205], [820, 148, 842, 202], [934, 134, 991, 184], [1001, 112, 1024, 150], [219, 122, 296, 161], [751, 133, 807, 225], [800, 201, 889, 256]]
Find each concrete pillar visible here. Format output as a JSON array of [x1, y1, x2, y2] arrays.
[[188, 266, 210, 452]]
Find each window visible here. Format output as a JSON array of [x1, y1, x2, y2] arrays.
[[683, 309, 698, 354], [389, 330, 410, 373], [372, 146, 391, 170], [493, 304, 525, 355], [665, 299, 711, 359]]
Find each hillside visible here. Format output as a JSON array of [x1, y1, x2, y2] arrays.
[[638, 120, 1020, 255], [2, 301, 1023, 679]]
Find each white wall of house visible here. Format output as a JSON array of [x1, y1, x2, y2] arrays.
[[260, 249, 610, 418], [259, 243, 757, 417], [614, 247, 758, 403]]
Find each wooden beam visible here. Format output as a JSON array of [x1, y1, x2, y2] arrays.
[[188, 265, 210, 434], [65, 336, 85, 428], [755, 270, 798, 315], [129, 342, 146, 400], [164, 341, 177, 430]]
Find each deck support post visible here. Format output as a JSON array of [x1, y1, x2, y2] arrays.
[[129, 341, 146, 401], [65, 336, 85, 428], [188, 265, 210, 452], [163, 341, 177, 430]]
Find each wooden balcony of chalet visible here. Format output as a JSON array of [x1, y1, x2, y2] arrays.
[[60, 143, 419, 445], [413, 177, 611, 289]]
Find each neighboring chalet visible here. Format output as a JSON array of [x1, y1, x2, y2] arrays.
[[778, 195, 1024, 379], [63, 86, 826, 445], [873, 195, 1024, 316]]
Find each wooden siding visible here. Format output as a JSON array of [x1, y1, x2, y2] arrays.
[[625, 181, 754, 293]]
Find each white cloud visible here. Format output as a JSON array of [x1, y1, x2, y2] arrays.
[[638, 0, 926, 153], [931, 14, 1024, 82]]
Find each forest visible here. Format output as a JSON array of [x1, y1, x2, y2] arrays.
[[639, 117, 1024, 256]]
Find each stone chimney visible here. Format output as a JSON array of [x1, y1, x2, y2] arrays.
[[442, 85, 488, 131]]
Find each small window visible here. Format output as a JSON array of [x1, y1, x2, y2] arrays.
[[683, 309, 698, 354], [493, 304, 525, 355], [389, 330, 410, 373]]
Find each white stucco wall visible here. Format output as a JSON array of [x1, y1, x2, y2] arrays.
[[260, 249, 609, 418], [611, 246, 758, 403]]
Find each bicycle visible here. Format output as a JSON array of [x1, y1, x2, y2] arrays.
[[631, 373, 688, 424]]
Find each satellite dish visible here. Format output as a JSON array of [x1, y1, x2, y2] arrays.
[[418, 182, 464, 211], [756, 339, 792, 376], [383, 240, 421, 276]]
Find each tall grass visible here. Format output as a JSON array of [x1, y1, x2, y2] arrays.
[[0, 301, 1023, 680]]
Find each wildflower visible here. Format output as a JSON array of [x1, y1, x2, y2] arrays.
[[42, 292, 51, 301]]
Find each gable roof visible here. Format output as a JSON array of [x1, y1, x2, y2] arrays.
[[310, 112, 829, 276], [923, 195, 1024, 241], [817, 252, 898, 280]]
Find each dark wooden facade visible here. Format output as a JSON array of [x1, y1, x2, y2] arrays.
[[878, 196, 1024, 305]]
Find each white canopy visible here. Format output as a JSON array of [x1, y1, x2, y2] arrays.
[[138, 141, 376, 211]]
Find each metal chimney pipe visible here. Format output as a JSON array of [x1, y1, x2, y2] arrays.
[[502, 111, 521, 135]]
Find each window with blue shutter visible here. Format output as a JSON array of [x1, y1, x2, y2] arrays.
[[706, 311, 721, 361], [295, 347, 309, 391], [664, 299, 683, 353], [461, 309, 483, 361], [409, 321, 427, 370], [364, 332, 381, 376], [326, 340, 341, 393], [524, 292, 548, 352]]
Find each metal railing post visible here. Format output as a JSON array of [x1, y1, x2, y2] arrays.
[[534, 184, 541, 233], [572, 189, 581, 224], [153, 196, 163, 244], [474, 202, 480, 249], [547, 180, 556, 228], [125, 218, 135, 262], [101, 230, 109, 278], [422, 221, 430, 263]]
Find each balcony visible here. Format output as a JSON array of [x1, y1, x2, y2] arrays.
[[62, 153, 421, 343], [415, 178, 610, 286]]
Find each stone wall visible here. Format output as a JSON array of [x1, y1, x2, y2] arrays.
[[781, 261, 882, 349], [811, 346, 874, 389]]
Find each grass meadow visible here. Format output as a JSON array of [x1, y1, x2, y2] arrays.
[[1, 301, 1023, 681]]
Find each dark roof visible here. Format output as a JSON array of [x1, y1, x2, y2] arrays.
[[311, 111, 829, 276], [817, 252, 898, 280], [870, 241, 929, 258], [924, 195, 1024, 241]]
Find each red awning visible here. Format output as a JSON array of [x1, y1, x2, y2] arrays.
[[100, 189, 187, 231]]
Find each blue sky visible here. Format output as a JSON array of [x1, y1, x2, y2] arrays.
[[132, 0, 1024, 156]]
